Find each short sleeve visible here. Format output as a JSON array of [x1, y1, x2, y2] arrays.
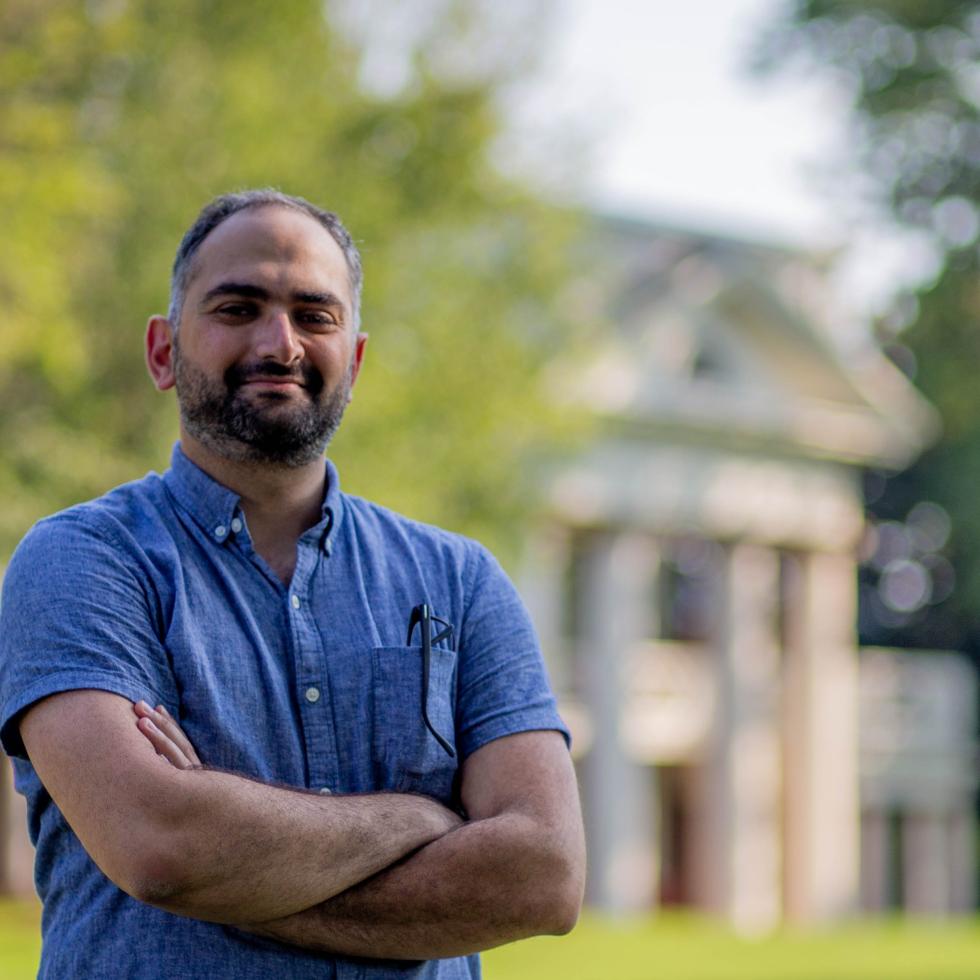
[[454, 544, 569, 760], [0, 512, 177, 759]]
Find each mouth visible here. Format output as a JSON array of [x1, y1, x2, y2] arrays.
[[234, 371, 310, 399], [226, 361, 324, 400], [241, 377, 305, 390]]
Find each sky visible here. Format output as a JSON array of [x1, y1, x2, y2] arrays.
[[534, 0, 841, 242], [511, 0, 938, 314], [343, 0, 937, 314]]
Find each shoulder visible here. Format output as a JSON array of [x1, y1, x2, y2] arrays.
[[338, 493, 522, 629], [4, 473, 170, 583], [0, 476, 179, 760], [340, 492, 492, 576]]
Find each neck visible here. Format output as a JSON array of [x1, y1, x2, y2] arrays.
[[180, 432, 327, 585]]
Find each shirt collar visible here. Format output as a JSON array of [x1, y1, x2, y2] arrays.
[[321, 456, 344, 553], [163, 443, 344, 553]]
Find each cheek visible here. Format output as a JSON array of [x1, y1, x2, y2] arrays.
[[302, 346, 339, 379], [189, 330, 247, 370]]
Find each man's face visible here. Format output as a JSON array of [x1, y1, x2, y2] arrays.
[[168, 205, 365, 467]]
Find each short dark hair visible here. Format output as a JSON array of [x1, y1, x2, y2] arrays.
[[168, 188, 363, 329]]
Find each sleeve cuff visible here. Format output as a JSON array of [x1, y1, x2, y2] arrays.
[[1, 671, 177, 759]]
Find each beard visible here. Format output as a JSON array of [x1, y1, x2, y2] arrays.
[[173, 342, 353, 468]]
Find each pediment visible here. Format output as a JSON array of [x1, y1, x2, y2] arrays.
[[574, 220, 938, 468]]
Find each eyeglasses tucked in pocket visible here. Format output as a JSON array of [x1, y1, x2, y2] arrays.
[[371, 640, 459, 805]]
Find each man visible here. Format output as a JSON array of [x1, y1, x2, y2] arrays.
[[0, 189, 585, 978]]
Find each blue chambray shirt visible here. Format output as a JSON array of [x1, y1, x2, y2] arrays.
[[0, 444, 568, 980]]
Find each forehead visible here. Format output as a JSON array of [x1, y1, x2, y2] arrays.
[[186, 205, 352, 307]]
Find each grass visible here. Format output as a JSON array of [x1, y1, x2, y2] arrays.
[[1, 901, 978, 979], [484, 912, 980, 980]]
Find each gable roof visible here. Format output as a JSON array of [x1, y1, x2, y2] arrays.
[[570, 214, 939, 469]]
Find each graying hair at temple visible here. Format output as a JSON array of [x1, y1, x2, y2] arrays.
[[167, 188, 363, 330]]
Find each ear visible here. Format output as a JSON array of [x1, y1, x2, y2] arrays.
[[146, 315, 176, 391], [346, 332, 369, 402]]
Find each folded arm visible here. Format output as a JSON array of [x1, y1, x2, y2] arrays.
[[20, 690, 461, 923], [138, 705, 586, 959], [251, 730, 585, 959]]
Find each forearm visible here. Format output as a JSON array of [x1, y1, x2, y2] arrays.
[[243, 808, 583, 959], [129, 769, 458, 923], [126, 707, 584, 956], [21, 692, 460, 926]]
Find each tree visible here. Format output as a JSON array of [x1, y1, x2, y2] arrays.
[[0, 0, 585, 564], [758, 1, 980, 656]]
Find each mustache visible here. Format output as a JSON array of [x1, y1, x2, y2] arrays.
[[224, 360, 324, 395]]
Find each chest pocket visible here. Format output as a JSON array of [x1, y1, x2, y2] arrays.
[[372, 645, 459, 806]]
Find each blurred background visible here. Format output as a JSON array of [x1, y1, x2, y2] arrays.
[[2, 0, 980, 974]]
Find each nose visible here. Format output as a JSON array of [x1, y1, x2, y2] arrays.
[[254, 310, 304, 365]]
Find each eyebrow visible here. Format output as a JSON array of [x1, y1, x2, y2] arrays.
[[200, 281, 347, 310]]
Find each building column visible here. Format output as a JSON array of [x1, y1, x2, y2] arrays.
[[695, 542, 782, 933], [1, 758, 33, 897], [903, 812, 952, 915], [578, 530, 659, 913], [782, 551, 860, 922], [519, 524, 571, 691]]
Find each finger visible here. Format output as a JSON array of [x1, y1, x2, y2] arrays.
[[134, 700, 202, 767], [137, 716, 193, 769], [151, 704, 202, 767], [134, 701, 202, 768]]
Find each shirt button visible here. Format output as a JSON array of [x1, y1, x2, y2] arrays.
[[230, 518, 243, 533], [305, 686, 320, 703], [291, 594, 301, 610], [214, 525, 227, 539]]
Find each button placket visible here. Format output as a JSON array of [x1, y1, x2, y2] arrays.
[[288, 545, 336, 795]]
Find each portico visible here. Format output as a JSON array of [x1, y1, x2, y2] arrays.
[[524, 217, 958, 929]]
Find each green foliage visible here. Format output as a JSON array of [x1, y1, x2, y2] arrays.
[[758, 1, 980, 220], [0, 0, 586, 564], [759, 1, 980, 651], [0, 899, 40, 979]]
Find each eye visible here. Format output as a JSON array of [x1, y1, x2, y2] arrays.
[[215, 302, 257, 320], [296, 310, 339, 329]]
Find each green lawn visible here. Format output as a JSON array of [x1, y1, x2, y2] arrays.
[[2, 901, 978, 979], [484, 913, 980, 980]]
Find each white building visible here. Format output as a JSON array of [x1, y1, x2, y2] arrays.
[[523, 215, 977, 930]]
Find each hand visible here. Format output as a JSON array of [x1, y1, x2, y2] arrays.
[[130, 701, 462, 837], [133, 700, 202, 770]]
